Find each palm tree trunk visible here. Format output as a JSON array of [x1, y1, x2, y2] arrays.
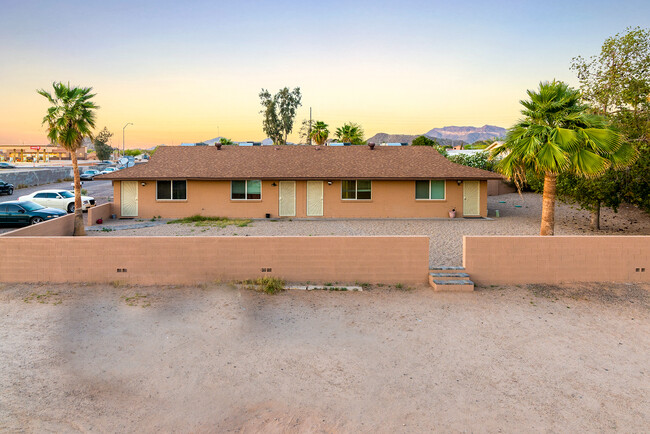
[[540, 172, 557, 236], [71, 151, 86, 236], [589, 202, 601, 231]]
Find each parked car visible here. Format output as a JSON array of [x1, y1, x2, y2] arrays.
[[0, 200, 66, 225], [99, 167, 118, 175], [80, 169, 102, 180], [0, 162, 16, 169], [0, 180, 14, 195], [18, 189, 95, 213]]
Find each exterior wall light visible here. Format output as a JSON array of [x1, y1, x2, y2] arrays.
[[271, 182, 277, 187], [457, 180, 463, 186], [141, 182, 146, 187], [328, 181, 333, 185]]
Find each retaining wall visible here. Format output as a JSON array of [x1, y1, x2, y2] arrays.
[[0, 167, 74, 188], [0, 236, 430, 285], [0, 213, 75, 237], [464, 236, 650, 285]]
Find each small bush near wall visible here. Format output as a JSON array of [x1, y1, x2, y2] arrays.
[[245, 277, 286, 294]]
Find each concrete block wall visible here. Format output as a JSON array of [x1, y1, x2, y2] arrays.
[[0, 236, 430, 285], [87, 203, 114, 226], [0, 167, 74, 188], [0, 213, 74, 237], [464, 236, 650, 285]]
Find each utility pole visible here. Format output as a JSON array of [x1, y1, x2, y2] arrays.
[[308, 107, 312, 145], [123, 122, 133, 157]]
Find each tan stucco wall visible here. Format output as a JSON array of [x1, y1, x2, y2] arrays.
[[0, 236, 429, 285], [464, 235, 650, 285], [0, 213, 74, 237], [112, 179, 488, 219], [87, 203, 114, 226]]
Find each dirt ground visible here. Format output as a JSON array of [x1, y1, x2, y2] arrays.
[[1, 282, 648, 432]]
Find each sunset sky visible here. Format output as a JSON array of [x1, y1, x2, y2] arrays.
[[1, 0, 648, 147]]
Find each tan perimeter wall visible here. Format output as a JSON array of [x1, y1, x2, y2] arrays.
[[464, 236, 650, 285], [87, 203, 114, 226], [487, 179, 517, 196], [0, 213, 74, 237], [113, 180, 488, 219], [0, 236, 429, 285]]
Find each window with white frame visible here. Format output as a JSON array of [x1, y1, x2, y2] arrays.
[[415, 180, 445, 200], [341, 180, 371, 200], [231, 180, 261, 200], [157, 180, 187, 200]]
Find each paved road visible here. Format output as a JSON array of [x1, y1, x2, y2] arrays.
[[0, 180, 113, 234]]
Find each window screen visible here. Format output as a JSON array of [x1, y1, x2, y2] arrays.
[[157, 181, 172, 200], [415, 181, 430, 199]]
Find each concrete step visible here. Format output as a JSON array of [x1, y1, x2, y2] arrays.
[[429, 266, 465, 273], [431, 279, 474, 292], [429, 272, 470, 286]]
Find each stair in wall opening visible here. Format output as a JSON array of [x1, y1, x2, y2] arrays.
[[429, 266, 474, 291]]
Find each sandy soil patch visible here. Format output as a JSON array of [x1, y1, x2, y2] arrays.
[[1, 282, 648, 432]]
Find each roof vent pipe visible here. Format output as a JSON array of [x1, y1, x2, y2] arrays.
[[368, 142, 375, 150], [216, 143, 222, 150]]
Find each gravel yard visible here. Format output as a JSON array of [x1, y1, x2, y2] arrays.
[[0, 281, 648, 432], [89, 192, 650, 266]]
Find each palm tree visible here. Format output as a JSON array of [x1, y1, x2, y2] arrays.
[[335, 122, 365, 145], [492, 80, 635, 235], [38, 82, 98, 236], [309, 121, 329, 145]]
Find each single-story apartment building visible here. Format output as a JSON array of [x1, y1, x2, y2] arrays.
[[98, 144, 502, 219]]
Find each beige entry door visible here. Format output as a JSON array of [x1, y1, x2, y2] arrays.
[[121, 181, 138, 217], [306, 181, 324, 217], [279, 181, 296, 217], [463, 181, 480, 216]]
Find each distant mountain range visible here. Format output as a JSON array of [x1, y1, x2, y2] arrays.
[[367, 125, 506, 145]]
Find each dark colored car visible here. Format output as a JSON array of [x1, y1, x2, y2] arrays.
[[0, 162, 16, 169], [0, 200, 66, 226], [0, 180, 13, 195], [80, 169, 102, 181]]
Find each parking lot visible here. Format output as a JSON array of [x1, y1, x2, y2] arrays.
[[0, 180, 113, 234]]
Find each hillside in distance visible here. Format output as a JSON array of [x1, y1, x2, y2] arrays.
[[425, 125, 506, 143], [365, 133, 468, 147]]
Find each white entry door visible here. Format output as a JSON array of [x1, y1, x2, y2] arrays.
[[279, 181, 296, 217], [463, 181, 480, 216], [121, 181, 138, 217], [306, 181, 323, 217]]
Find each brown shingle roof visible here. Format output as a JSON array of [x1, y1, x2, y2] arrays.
[[98, 145, 503, 181]]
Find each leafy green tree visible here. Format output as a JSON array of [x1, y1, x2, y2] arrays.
[[411, 135, 438, 147], [38, 82, 98, 236], [310, 121, 329, 145], [259, 87, 302, 145], [93, 127, 114, 160], [492, 80, 635, 236], [447, 152, 494, 171], [219, 137, 235, 146], [335, 122, 365, 145], [571, 26, 650, 215], [411, 135, 449, 156], [123, 149, 142, 157]]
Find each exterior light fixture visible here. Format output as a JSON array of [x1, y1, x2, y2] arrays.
[[141, 182, 146, 186], [457, 180, 463, 185], [271, 182, 277, 187], [327, 181, 333, 185]]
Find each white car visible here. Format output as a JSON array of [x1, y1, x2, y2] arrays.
[[18, 190, 95, 213], [99, 167, 118, 175]]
